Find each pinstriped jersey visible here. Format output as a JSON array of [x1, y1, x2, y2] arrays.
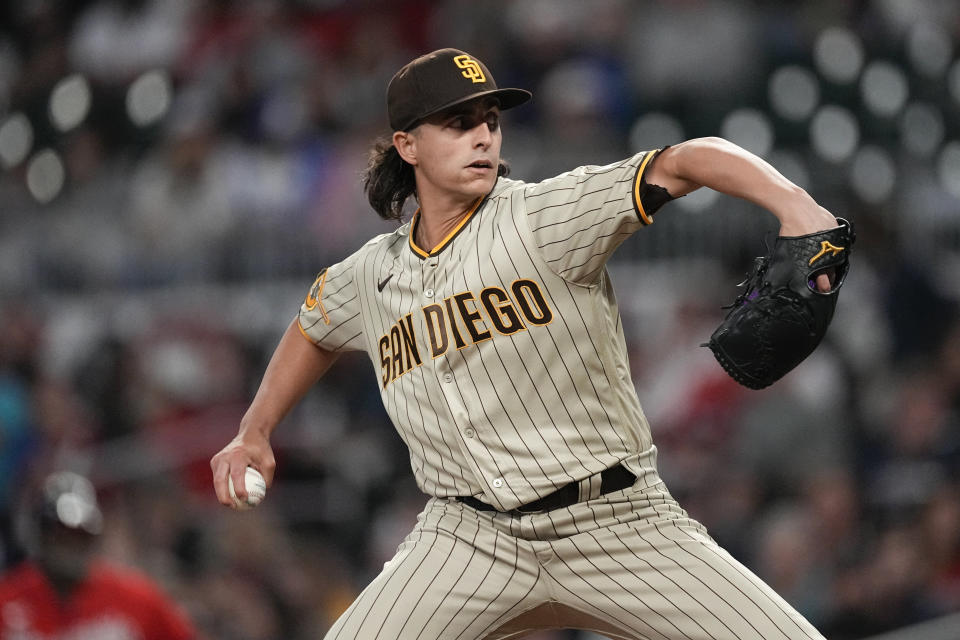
[[299, 149, 663, 511]]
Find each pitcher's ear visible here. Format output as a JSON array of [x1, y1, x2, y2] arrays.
[[393, 131, 418, 166]]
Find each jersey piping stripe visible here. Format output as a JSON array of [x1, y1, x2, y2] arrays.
[[408, 196, 485, 259], [633, 150, 659, 225], [300, 307, 360, 338], [296, 314, 361, 349], [296, 319, 316, 345]]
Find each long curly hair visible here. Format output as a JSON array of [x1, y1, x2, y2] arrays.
[[362, 137, 511, 221]]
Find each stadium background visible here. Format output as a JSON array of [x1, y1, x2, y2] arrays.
[[1, 0, 959, 638]]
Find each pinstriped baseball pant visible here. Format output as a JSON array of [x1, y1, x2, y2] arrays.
[[323, 475, 825, 640]]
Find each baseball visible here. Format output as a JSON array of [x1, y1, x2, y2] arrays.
[[228, 467, 266, 510]]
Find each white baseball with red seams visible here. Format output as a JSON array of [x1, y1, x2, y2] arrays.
[[228, 467, 266, 510]]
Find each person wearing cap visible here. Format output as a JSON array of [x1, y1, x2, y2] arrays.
[[0, 471, 195, 639], [212, 48, 834, 638]]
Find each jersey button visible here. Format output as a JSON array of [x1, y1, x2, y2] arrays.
[[443, 373, 453, 383], [424, 288, 434, 298], [492, 478, 504, 488], [464, 427, 475, 439]]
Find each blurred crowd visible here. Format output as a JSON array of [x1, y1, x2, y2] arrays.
[[1, 1, 960, 639]]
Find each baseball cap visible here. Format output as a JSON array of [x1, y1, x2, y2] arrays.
[[387, 48, 532, 132]]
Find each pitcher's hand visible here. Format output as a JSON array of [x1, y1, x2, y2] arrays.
[[211, 430, 275, 507]]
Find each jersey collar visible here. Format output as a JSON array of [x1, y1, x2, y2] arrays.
[[408, 195, 484, 259]]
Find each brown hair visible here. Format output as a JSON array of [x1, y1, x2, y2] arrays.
[[362, 136, 512, 221]]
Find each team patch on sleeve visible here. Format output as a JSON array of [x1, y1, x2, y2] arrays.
[[304, 269, 329, 324]]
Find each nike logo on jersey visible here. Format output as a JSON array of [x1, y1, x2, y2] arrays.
[[377, 273, 394, 292]]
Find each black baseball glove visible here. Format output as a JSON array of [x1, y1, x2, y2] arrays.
[[704, 218, 855, 390]]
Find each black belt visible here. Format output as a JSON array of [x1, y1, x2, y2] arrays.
[[457, 464, 636, 515]]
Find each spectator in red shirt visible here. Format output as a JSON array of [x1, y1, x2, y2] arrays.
[[0, 471, 195, 640]]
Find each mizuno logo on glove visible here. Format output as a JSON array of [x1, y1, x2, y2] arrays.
[[808, 241, 845, 265]]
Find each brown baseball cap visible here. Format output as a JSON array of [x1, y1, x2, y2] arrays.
[[387, 48, 532, 132]]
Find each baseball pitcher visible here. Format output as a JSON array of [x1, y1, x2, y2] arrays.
[[212, 48, 848, 639]]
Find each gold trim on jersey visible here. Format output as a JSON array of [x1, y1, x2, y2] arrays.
[[632, 150, 658, 226], [297, 319, 319, 345], [409, 197, 484, 259], [479, 286, 527, 336], [420, 279, 552, 363], [510, 278, 554, 327], [452, 292, 494, 346], [443, 297, 472, 351], [378, 313, 423, 387]]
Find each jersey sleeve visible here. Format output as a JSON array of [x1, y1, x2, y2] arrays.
[[297, 251, 366, 352], [523, 148, 668, 284]]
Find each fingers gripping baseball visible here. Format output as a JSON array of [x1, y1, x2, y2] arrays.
[[211, 433, 275, 508]]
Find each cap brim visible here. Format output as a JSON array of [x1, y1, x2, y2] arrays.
[[403, 88, 532, 131]]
